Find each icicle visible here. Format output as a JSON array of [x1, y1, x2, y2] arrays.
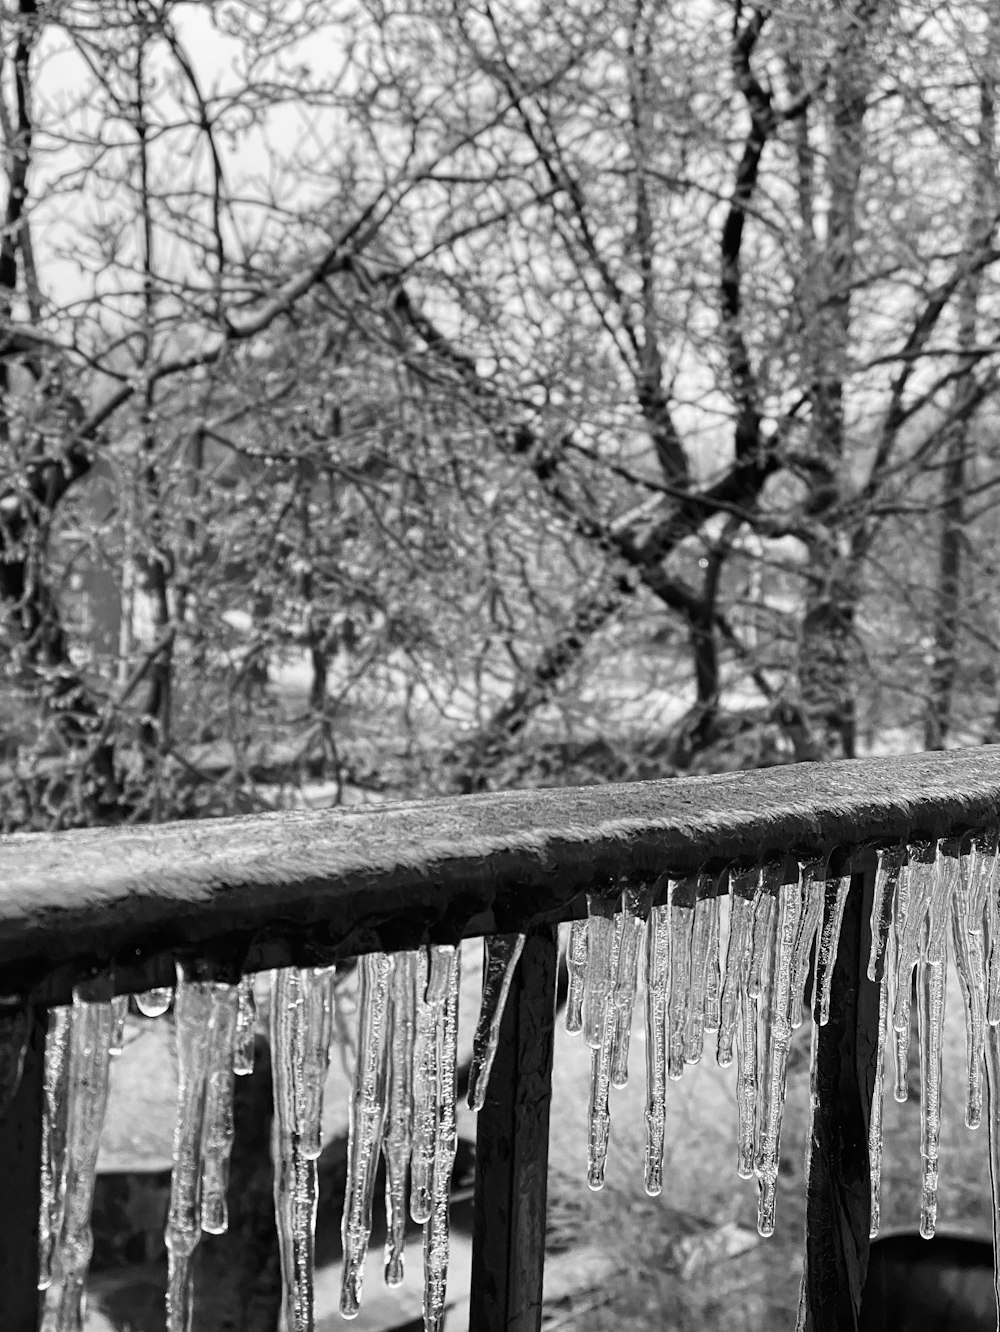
[[731, 868, 765, 1181], [109, 995, 128, 1057], [587, 910, 624, 1188], [341, 952, 393, 1319], [410, 950, 436, 1225], [686, 876, 719, 1064], [917, 948, 946, 1239], [565, 919, 588, 1034], [234, 976, 257, 1076], [815, 874, 850, 1026], [582, 892, 618, 1049], [870, 920, 896, 1236], [422, 945, 461, 1332], [868, 845, 906, 981], [46, 990, 114, 1332], [165, 967, 215, 1332], [135, 986, 173, 1019], [643, 901, 669, 1196], [746, 881, 775, 1003], [39, 1005, 71, 1293], [788, 858, 825, 1027], [952, 839, 988, 1129], [383, 951, 418, 1286], [667, 877, 696, 1081], [893, 860, 911, 1103], [272, 965, 336, 1332], [718, 868, 756, 1068], [611, 888, 649, 1088], [893, 845, 936, 1039], [704, 891, 722, 1034], [468, 933, 525, 1109], [200, 984, 240, 1235], [756, 878, 803, 1237]]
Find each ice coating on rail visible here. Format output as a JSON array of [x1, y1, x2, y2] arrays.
[[668, 878, 697, 1081], [815, 875, 850, 1026], [756, 878, 803, 1237], [234, 976, 257, 1076], [952, 841, 988, 1129], [135, 986, 173, 1019], [643, 903, 669, 1195], [469, 933, 525, 1109], [588, 910, 624, 1188], [341, 952, 393, 1319], [200, 984, 240, 1235], [422, 945, 460, 1332], [383, 950, 418, 1285], [718, 870, 755, 1068], [165, 969, 214, 1332], [868, 845, 906, 982], [39, 1005, 71, 1293], [44, 994, 114, 1332], [565, 919, 588, 1034], [583, 892, 619, 1049], [271, 966, 335, 1332], [611, 888, 649, 1088]]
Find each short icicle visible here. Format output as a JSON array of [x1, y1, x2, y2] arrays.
[[234, 975, 257, 1076], [756, 876, 804, 1237], [952, 836, 989, 1129], [704, 891, 722, 1034], [686, 875, 719, 1064], [272, 966, 336, 1332], [868, 845, 906, 981], [788, 858, 826, 1027], [200, 984, 240, 1235], [45, 989, 115, 1332], [39, 1004, 72, 1293], [815, 874, 851, 1026], [733, 868, 764, 1181], [468, 933, 525, 1109], [588, 909, 624, 1188], [165, 966, 215, 1332], [610, 887, 649, 1088], [917, 842, 957, 1240], [136, 986, 174, 1019], [109, 995, 128, 1057], [870, 918, 896, 1237], [422, 945, 461, 1332], [383, 951, 418, 1285], [893, 844, 936, 1040], [718, 866, 755, 1068], [667, 877, 697, 1081], [341, 953, 394, 1319], [409, 950, 436, 1225], [643, 900, 670, 1196], [565, 919, 588, 1034]]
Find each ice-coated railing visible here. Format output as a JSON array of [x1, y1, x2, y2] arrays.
[[5, 747, 1000, 1330]]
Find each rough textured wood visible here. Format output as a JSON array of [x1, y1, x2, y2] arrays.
[[804, 866, 880, 1331], [1, 747, 999, 1000], [0, 1003, 44, 1331], [470, 925, 557, 1332]]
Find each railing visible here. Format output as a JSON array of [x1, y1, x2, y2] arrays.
[[3, 745, 1000, 1331]]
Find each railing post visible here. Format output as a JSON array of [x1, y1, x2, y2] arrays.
[[804, 865, 880, 1331], [470, 923, 557, 1332], [0, 1002, 45, 1331]]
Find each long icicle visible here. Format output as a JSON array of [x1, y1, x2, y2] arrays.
[[410, 950, 436, 1226], [565, 919, 588, 1034], [45, 991, 115, 1332], [644, 899, 670, 1196], [422, 945, 461, 1332], [200, 984, 240, 1236], [468, 933, 525, 1109], [39, 1005, 71, 1293], [952, 837, 988, 1129], [165, 967, 215, 1332], [583, 892, 619, 1049], [788, 858, 825, 1027], [667, 877, 697, 1081], [383, 950, 418, 1286], [588, 909, 624, 1188], [870, 913, 896, 1237], [756, 877, 804, 1237], [917, 841, 956, 1240], [272, 966, 336, 1332], [341, 953, 393, 1319], [868, 845, 906, 981], [611, 887, 649, 1088], [985, 1005, 1000, 1324], [686, 875, 718, 1065], [719, 867, 755, 1067]]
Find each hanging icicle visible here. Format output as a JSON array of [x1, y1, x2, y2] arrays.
[[234, 976, 257, 1077], [383, 951, 418, 1286], [587, 907, 624, 1189], [39, 1004, 71, 1294], [200, 984, 240, 1236], [610, 888, 649, 1088], [422, 945, 461, 1332], [468, 933, 525, 1109], [643, 899, 669, 1196]]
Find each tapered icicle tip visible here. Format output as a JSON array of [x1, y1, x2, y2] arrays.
[[468, 933, 525, 1110], [136, 986, 174, 1019]]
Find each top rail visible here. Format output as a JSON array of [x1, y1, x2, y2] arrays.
[[2, 746, 1000, 1003]]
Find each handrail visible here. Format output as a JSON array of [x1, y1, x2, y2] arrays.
[[2, 746, 1000, 1331], [2, 746, 1000, 1004]]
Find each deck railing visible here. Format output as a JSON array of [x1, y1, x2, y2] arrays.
[[3, 745, 1000, 1331]]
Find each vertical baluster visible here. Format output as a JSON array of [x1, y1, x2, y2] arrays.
[[0, 1003, 45, 1332]]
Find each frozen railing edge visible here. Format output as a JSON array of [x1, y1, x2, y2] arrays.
[[2, 746, 1000, 1003]]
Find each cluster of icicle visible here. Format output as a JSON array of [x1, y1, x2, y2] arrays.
[[37, 937, 524, 1332], [565, 831, 1000, 1289]]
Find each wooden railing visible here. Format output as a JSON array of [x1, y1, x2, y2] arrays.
[[3, 745, 1000, 1331]]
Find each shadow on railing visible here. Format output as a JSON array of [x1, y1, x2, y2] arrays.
[[3, 746, 1000, 1331]]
